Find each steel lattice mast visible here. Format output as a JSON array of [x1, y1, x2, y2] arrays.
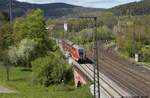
[[79, 16, 100, 98]]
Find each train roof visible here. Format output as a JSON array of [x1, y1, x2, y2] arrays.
[[73, 45, 84, 50], [63, 39, 84, 50], [64, 40, 74, 45]]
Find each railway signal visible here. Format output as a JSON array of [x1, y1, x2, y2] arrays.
[[64, 22, 68, 32], [63, 22, 68, 39]]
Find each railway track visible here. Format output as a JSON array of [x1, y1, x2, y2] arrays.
[[81, 64, 117, 98], [99, 59, 149, 96], [87, 48, 150, 97], [101, 49, 150, 95], [59, 39, 150, 97], [101, 47, 150, 79], [74, 61, 131, 98], [85, 64, 123, 97]]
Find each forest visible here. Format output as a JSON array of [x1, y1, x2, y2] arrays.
[[50, 11, 150, 63]]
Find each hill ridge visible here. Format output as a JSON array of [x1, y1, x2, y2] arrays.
[[110, 0, 150, 15], [0, 0, 102, 18]]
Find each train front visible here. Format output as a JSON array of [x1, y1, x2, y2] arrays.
[[78, 48, 86, 62]]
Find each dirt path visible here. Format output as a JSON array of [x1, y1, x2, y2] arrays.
[[0, 86, 14, 93]]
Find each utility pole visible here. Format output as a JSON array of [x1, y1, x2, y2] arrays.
[[133, 18, 136, 55], [9, 0, 13, 25], [79, 16, 100, 98], [129, 10, 136, 59], [6, 0, 13, 81]]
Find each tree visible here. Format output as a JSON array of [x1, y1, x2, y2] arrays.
[[13, 9, 47, 42], [13, 9, 55, 57], [114, 16, 148, 58], [97, 12, 117, 29], [78, 29, 93, 44], [17, 39, 37, 68], [0, 12, 13, 81], [0, 12, 13, 50], [97, 25, 114, 41], [8, 46, 18, 65], [8, 39, 37, 67], [1, 50, 11, 81]]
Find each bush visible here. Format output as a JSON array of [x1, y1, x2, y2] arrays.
[[8, 38, 37, 67], [79, 29, 93, 44], [31, 50, 73, 87], [119, 40, 143, 57], [97, 25, 114, 41], [142, 46, 150, 62]]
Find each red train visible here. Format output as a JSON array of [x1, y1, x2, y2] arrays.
[[61, 40, 86, 62]]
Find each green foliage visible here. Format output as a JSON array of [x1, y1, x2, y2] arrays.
[[97, 12, 117, 29], [13, 9, 55, 57], [68, 19, 91, 32], [66, 23, 114, 45], [79, 29, 93, 44], [0, 11, 9, 23], [66, 28, 94, 46], [57, 12, 116, 46], [115, 15, 150, 60], [119, 40, 143, 57], [8, 46, 18, 65], [14, 9, 47, 41], [6, 9, 56, 67], [97, 25, 114, 41], [0, 65, 92, 98], [17, 39, 37, 60], [0, 12, 13, 67], [31, 50, 72, 87], [142, 46, 150, 62], [0, 22, 12, 49]]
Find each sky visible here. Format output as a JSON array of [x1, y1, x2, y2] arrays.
[[16, 0, 141, 8]]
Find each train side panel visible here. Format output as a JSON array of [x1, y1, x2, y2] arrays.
[[61, 39, 86, 62]]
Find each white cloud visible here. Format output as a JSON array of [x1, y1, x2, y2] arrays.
[[16, 0, 141, 8]]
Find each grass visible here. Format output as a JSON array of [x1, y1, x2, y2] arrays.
[[103, 41, 116, 49], [117, 51, 150, 68], [0, 65, 92, 98], [138, 62, 150, 68], [103, 41, 150, 68]]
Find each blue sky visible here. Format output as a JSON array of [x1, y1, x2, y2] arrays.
[[16, 0, 141, 8]]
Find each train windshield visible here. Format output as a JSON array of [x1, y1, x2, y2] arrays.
[[79, 49, 84, 56]]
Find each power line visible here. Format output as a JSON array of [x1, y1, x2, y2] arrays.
[[66, 16, 101, 98]]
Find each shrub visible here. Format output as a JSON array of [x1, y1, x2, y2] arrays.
[[31, 50, 72, 87], [8, 38, 37, 67], [97, 25, 114, 41], [119, 40, 143, 57], [142, 46, 150, 62]]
